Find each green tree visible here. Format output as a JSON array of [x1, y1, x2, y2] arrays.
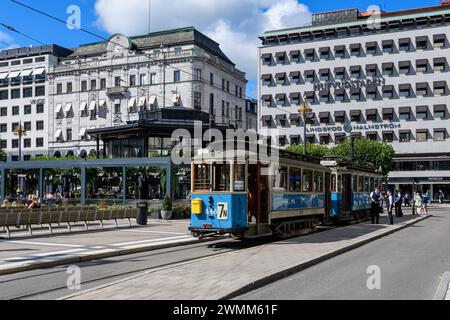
[[287, 138, 395, 177]]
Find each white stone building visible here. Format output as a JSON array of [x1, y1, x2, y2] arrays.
[[48, 27, 248, 156], [258, 2, 450, 198], [0, 45, 72, 161]]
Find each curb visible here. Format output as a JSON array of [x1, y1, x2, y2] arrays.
[[0, 237, 211, 277], [433, 272, 450, 300], [221, 215, 431, 300]]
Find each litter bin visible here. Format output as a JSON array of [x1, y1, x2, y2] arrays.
[[136, 202, 148, 225]]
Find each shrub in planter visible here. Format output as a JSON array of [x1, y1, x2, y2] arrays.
[[161, 196, 173, 220]]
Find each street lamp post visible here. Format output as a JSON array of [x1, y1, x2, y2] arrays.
[[13, 122, 27, 162], [299, 99, 312, 156]]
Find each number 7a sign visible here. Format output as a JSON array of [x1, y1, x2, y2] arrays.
[[217, 203, 229, 220]]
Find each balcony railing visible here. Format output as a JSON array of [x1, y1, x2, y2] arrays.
[[106, 86, 128, 97]]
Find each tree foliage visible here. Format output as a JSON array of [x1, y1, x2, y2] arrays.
[[287, 138, 395, 176]]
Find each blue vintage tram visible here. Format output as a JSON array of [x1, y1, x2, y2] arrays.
[[189, 143, 331, 238], [189, 143, 382, 239]]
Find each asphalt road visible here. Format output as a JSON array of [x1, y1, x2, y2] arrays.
[[0, 238, 255, 300], [238, 209, 450, 300]]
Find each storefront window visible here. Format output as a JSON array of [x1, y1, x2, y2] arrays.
[[273, 166, 288, 191], [289, 167, 302, 192], [302, 170, 313, 192], [233, 164, 246, 191]]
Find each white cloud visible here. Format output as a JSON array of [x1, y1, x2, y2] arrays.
[[94, 0, 312, 97], [0, 31, 19, 50]]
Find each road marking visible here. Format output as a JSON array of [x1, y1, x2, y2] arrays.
[[119, 229, 188, 235], [111, 235, 191, 247], [1, 249, 87, 263], [0, 240, 84, 248]]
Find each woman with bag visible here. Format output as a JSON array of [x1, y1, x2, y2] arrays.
[[414, 192, 423, 216]]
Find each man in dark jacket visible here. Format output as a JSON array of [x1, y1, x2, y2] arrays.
[[370, 187, 382, 224]]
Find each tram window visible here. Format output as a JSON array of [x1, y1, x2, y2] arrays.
[[331, 174, 337, 192], [365, 177, 370, 192], [314, 171, 324, 193], [338, 175, 342, 191], [213, 163, 230, 192], [273, 166, 288, 191], [193, 164, 210, 191], [302, 169, 313, 192], [370, 177, 375, 191], [352, 175, 358, 191], [233, 164, 246, 191], [289, 167, 302, 192], [358, 176, 364, 192]]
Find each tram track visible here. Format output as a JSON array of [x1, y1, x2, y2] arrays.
[[1, 236, 275, 300]]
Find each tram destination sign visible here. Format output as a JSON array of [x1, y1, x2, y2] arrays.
[[314, 77, 386, 91]]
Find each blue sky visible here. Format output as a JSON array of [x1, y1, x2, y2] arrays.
[[0, 0, 442, 98]]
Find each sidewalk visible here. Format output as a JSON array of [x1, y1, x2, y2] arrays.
[[62, 213, 430, 300], [0, 219, 197, 276]]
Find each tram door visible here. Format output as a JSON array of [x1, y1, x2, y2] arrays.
[[342, 174, 352, 213], [324, 172, 331, 218], [248, 164, 269, 224]]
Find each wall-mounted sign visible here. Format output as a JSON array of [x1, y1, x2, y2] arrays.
[[314, 78, 386, 91], [307, 122, 401, 133], [30, 99, 45, 105]]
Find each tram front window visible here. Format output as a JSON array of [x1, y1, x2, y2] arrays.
[[193, 164, 210, 191], [234, 164, 246, 191], [213, 163, 230, 192]]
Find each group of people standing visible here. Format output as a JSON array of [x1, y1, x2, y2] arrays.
[[369, 188, 431, 226]]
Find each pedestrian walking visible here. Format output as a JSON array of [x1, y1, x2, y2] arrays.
[[386, 190, 394, 225], [395, 190, 403, 217], [415, 192, 423, 216], [370, 187, 382, 224], [404, 192, 411, 207], [437, 190, 444, 204], [422, 190, 430, 216]]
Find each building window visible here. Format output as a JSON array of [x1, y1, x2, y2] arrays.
[[350, 90, 361, 101], [399, 131, 411, 142], [24, 121, 31, 131], [434, 130, 445, 142], [57, 83, 63, 94], [23, 138, 31, 148], [0, 107, 6, 117], [366, 43, 377, 55], [23, 87, 33, 98], [12, 139, 19, 149], [335, 70, 345, 80], [36, 121, 44, 131], [350, 45, 361, 56], [12, 123, 19, 131], [416, 60, 428, 73], [35, 86, 45, 97], [36, 138, 44, 147], [399, 110, 411, 120], [335, 47, 345, 58], [434, 58, 446, 72], [276, 73, 287, 85], [193, 92, 201, 110], [319, 49, 330, 60], [115, 77, 121, 87], [416, 132, 427, 142], [129, 75, 136, 87], [416, 37, 428, 50], [0, 140, 6, 149], [222, 78, 225, 90], [100, 78, 106, 89], [36, 104, 44, 114], [66, 128, 72, 142], [11, 89, 20, 99], [139, 74, 147, 86], [114, 103, 121, 114], [416, 83, 428, 96], [434, 105, 447, 119], [81, 80, 87, 91], [382, 86, 394, 99], [91, 80, 97, 90], [226, 81, 230, 93], [320, 135, 330, 145], [24, 105, 32, 115], [399, 39, 411, 51], [276, 53, 286, 64], [304, 50, 315, 61], [350, 67, 361, 78], [367, 133, 378, 141], [0, 90, 8, 100], [67, 82, 73, 93], [382, 64, 394, 76], [319, 70, 330, 81], [194, 68, 202, 81], [383, 132, 394, 143], [382, 41, 394, 53], [433, 34, 446, 48], [0, 124, 6, 132], [304, 71, 315, 82], [174, 71, 181, 83], [12, 106, 19, 116], [399, 85, 411, 97], [434, 82, 446, 95]]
